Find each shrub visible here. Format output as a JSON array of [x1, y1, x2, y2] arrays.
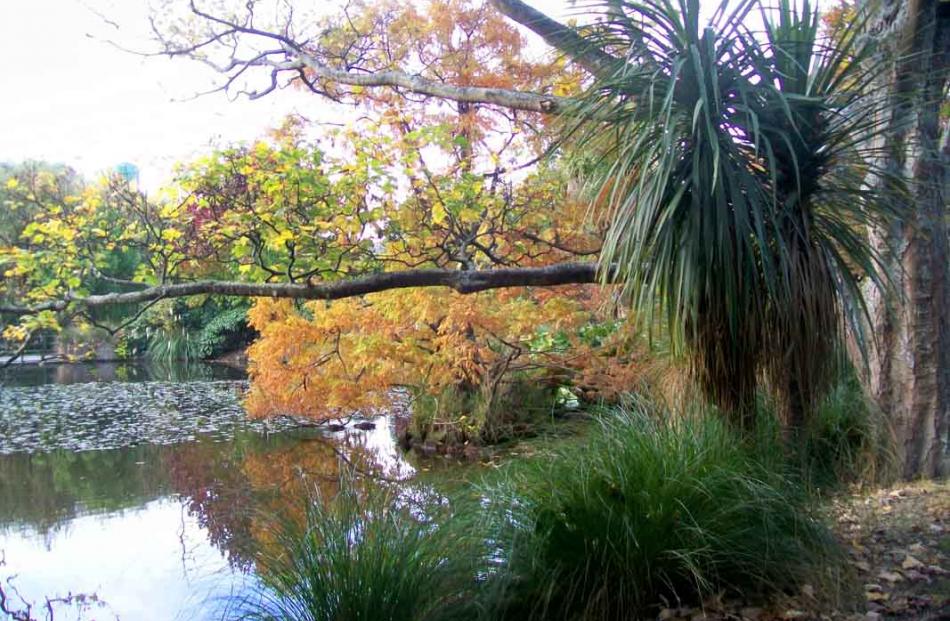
[[196, 305, 252, 358], [227, 477, 479, 621], [754, 369, 896, 489], [480, 400, 837, 620], [408, 379, 561, 448]]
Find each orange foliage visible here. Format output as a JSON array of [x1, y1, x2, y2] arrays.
[[238, 0, 647, 426], [245, 284, 651, 422]]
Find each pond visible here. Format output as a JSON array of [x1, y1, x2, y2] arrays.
[[0, 361, 419, 620]]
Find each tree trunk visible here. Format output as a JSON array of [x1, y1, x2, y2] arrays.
[[865, 0, 949, 479]]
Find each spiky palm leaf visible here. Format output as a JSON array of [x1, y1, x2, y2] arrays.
[[567, 0, 903, 429]]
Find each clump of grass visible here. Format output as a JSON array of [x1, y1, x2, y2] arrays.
[[753, 367, 896, 490], [802, 371, 895, 487], [146, 325, 199, 363], [228, 477, 479, 621], [408, 379, 561, 448], [479, 399, 838, 620]]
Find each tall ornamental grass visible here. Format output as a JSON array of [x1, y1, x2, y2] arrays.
[[228, 479, 479, 621], [480, 401, 838, 620]]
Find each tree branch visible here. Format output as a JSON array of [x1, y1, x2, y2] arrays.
[[0, 330, 34, 369], [279, 51, 573, 114], [487, 0, 622, 79], [0, 263, 609, 317], [155, 1, 583, 115]]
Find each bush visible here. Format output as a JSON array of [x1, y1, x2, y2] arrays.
[[752, 368, 896, 490], [408, 379, 562, 448], [479, 400, 838, 620], [122, 299, 253, 362], [227, 477, 479, 621], [196, 305, 252, 358]]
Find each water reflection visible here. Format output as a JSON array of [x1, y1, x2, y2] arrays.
[[2, 499, 250, 620], [0, 362, 415, 620], [0, 360, 247, 387]]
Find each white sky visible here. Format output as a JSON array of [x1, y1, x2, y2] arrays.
[[0, 0, 829, 192], [0, 0, 329, 190]]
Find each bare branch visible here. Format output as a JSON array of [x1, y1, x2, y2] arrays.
[[147, 0, 588, 115], [283, 50, 573, 114], [0, 263, 609, 317], [0, 331, 34, 370]]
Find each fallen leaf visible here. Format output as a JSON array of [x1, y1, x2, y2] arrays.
[[902, 555, 924, 570], [878, 571, 903, 583]]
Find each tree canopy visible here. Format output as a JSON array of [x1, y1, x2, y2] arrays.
[[0, 0, 911, 434]]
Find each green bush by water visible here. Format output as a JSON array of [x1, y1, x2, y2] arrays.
[[408, 379, 562, 447], [228, 478, 479, 621], [226, 398, 846, 621], [479, 400, 838, 620], [124, 299, 253, 362]]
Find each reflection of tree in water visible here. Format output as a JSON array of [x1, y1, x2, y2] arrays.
[[161, 432, 347, 569], [0, 446, 172, 539], [0, 417, 416, 570], [162, 437, 259, 569], [0, 360, 246, 387], [164, 425, 410, 570]]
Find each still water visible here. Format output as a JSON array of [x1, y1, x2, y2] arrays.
[[0, 362, 415, 620]]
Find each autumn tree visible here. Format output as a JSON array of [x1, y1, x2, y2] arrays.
[[161, 3, 647, 437], [2, 0, 942, 468]]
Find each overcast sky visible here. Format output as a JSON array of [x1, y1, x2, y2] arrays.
[[0, 0, 829, 191], [0, 0, 329, 189]]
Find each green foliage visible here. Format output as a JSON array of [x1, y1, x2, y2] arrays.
[[408, 378, 561, 447], [146, 325, 199, 364], [479, 401, 837, 620], [568, 0, 904, 427], [753, 368, 896, 489], [229, 477, 479, 621], [195, 305, 250, 358], [123, 299, 252, 362]]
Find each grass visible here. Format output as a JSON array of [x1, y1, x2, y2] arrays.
[[477, 398, 839, 620], [227, 476, 480, 621], [224, 392, 865, 621], [751, 368, 897, 491], [800, 371, 896, 488], [146, 325, 199, 363]]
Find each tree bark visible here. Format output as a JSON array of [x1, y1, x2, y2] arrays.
[[865, 0, 949, 479]]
